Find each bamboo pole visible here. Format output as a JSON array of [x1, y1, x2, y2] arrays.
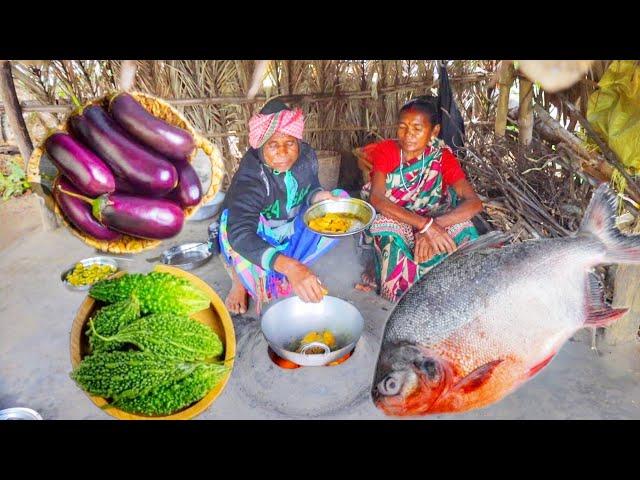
[[0, 73, 492, 113], [518, 77, 534, 146], [0, 144, 19, 155], [495, 61, 516, 137], [246, 60, 270, 100], [0, 60, 33, 165], [204, 124, 400, 138]]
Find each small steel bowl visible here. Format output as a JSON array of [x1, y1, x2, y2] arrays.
[[161, 242, 212, 270], [303, 198, 376, 238], [61, 256, 119, 291], [0, 408, 43, 420]]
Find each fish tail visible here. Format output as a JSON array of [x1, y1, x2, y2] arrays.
[[580, 183, 640, 263]]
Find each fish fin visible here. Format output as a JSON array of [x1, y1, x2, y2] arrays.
[[452, 359, 503, 394], [584, 271, 628, 327], [527, 353, 556, 378], [449, 231, 512, 259], [585, 308, 628, 327], [579, 183, 640, 264]]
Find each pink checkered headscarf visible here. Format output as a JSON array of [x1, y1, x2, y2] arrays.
[[248, 107, 305, 149]]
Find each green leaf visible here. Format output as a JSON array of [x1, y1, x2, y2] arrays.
[[0, 159, 29, 200]]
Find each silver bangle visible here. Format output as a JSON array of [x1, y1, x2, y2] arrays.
[[419, 218, 434, 234]]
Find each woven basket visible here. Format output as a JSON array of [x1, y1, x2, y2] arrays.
[[316, 150, 341, 190], [27, 91, 224, 254]]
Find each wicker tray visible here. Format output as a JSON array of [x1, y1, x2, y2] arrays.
[[27, 91, 225, 254]]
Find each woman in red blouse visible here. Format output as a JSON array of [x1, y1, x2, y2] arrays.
[[358, 96, 483, 302]]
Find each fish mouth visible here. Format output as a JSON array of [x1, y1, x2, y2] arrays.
[[371, 342, 450, 416], [372, 373, 441, 417]]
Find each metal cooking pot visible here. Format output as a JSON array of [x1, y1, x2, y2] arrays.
[[260, 295, 364, 367]]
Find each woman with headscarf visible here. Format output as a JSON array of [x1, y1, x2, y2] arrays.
[[358, 95, 483, 302], [219, 99, 348, 314]]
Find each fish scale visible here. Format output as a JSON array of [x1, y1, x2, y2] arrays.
[[384, 236, 601, 349]]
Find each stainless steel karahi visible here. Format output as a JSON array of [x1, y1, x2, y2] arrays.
[[0, 408, 43, 420], [61, 256, 119, 291], [160, 242, 212, 270], [261, 295, 364, 367], [187, 191, 226, 222], [303, 198, 376, 238]]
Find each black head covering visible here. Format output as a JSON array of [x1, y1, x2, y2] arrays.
[[259, 98, 291, 115]]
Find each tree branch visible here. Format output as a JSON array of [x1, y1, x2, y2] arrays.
[[560, 94, 640, 194], [0, 60, 33, 166]]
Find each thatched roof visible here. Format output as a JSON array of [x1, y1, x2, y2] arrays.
[[3, 59, 637, 244]]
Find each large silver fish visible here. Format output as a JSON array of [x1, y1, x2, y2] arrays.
[[372, 184, 640, 416]]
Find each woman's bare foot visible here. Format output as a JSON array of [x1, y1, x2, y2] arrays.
[[225, 270, 249, 315], [355, 271, 377, 292], [355, 283, 373, 292], [360, 271, 377, 288]]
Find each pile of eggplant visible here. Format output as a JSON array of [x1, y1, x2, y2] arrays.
[[46, 93, 203, 242]]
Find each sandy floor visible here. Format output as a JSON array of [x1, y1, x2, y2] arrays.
[[1, 221, 639, 420]]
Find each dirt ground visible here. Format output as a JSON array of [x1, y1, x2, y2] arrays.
[[1, 221, 640, 420]]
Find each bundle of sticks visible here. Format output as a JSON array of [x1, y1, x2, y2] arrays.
[[460, 102, 639, 243]]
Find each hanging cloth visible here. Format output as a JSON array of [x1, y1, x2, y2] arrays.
[[437, 61, 466, 155]]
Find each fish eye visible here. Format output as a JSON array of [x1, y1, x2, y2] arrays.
[[415, 358, 439, 381], [378, 371, 405, 396]]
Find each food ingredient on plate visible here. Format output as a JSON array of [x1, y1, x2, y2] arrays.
[[88, 312, 223, 361], [89, 271, 210, 316], [87, 295, 141, 353], [309, 212, 359, 233], [111, 362, 228, 416], [66, 262, 117, 287], [292, 329, 337, 353]]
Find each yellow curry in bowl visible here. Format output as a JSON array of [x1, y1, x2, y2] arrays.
[[308, 213, 361, 234]]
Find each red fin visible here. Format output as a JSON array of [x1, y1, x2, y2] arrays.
[[585, 271, 628, 327], [453, 359, 503, 394], [527, 354, 555, 378], [585, 307, 628, 327]]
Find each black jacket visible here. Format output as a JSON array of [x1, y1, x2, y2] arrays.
[[222, 142, 322, 269]]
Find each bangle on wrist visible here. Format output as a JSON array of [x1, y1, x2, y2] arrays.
[[419, 217, 434, 234]]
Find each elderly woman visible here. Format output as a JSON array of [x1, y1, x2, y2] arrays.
[[359, 95, 483, 302], [219, 99, 347, 314]]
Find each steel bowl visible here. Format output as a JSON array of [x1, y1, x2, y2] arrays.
[[61, 256, 119, 291], [160, 242, 212, 270], [261, 295, 364, 367], [0, 408, 43, 420], [303, 198, 376, 238], [187, 191, 226, 222]]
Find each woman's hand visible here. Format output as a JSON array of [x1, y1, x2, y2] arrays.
[[414, 233, 435, 264], [312, 190, 344, 204], [274, 256, 325, 303], [424, 220, 457, 255]]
